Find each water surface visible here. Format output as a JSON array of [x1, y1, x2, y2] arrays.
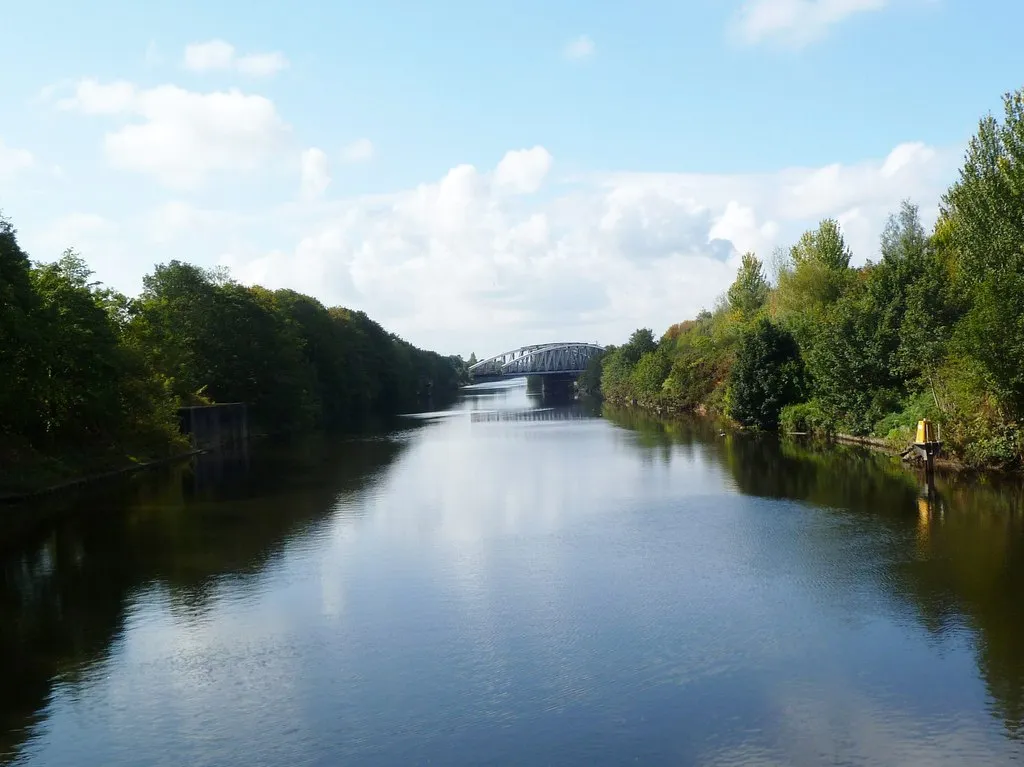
[[3, 381, 1024, 765]]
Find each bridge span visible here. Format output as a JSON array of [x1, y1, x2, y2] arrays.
[[468, 342, 605, 382]]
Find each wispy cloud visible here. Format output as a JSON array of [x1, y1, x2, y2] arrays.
[[730, 0, 888, 48], [340, 138, 374, 164], [300, 148, 331, 201], [563, 35, 595, 61], [183, 39, 289, 76]]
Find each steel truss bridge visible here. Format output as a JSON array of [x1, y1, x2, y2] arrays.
[[468, 342, 605, 380]]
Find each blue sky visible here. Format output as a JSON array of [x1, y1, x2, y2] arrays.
[[1, 0, 1021, 355]]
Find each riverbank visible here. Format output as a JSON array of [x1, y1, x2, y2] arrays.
[[0, 446, 203, 505], [601, 396, 982, 476], [828, 432, 967, 472]]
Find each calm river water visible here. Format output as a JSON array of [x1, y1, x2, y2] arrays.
[[3, 381, 1024, 765]]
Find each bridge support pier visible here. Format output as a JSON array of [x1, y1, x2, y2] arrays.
[[527, 374, 577, 401]]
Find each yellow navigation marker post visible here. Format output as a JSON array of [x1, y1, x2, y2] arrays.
[[912, 419, 942, 481]]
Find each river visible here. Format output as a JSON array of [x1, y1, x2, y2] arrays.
[[3, 380, 1024, 765]]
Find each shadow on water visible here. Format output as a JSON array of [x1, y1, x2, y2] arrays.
[[604, 405, 1024, 741], [0, 429, 415, 764]]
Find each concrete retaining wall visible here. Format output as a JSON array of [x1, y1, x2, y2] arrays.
[[178, 403, 249, 451]]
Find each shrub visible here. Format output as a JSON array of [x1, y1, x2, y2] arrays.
[[780, 400, 831, 434]]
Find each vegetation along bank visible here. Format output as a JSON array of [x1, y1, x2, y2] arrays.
[[0, 219, 467, 497], [579, 86, 1024, 471]]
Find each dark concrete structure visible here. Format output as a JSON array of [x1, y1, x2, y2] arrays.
[[178, 403, 249, 451]]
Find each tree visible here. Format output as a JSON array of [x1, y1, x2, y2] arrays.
[[631, 350, 671, 404], [804, 278, 902, 434], [942, 87, 1024, 418], [727, 252, 769, 319], [600, 347, 637, 403], [728, 318, 805, 430], [621, 328, 657, 364], [0, 216, 40, 437], [772, 219, 854, 346], [798, 201, 929, 433], [29, 251, 124, 443], [0, 211, 464, 488], [790, 218, 852, 272], [577, 349, 607, 398]]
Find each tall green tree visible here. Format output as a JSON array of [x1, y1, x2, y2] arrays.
[[804, 278, 902, 434], [0, 217, 40, 437], [631, 350, 671, 404], [943, 87, 1024, 418], [727, 252, 769, 320], [773, 219, 853, 345], [728, 318, 805, 431], [790, 218, 852, 272], [29, 251, 125, 444], [621, 328, 657, 364]]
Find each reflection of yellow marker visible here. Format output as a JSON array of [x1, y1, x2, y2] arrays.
[[917, 496, 930, 525]]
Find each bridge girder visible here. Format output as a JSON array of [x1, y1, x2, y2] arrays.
[[468, 342, 605, 378]]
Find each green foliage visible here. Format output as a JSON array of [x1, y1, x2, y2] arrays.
[[962, 425, 1024, 470], [0, 216, 41, 438], [600, 346, 637, 403], [727, 252, 769, 319], [560, 85, 1024, 469], [622, 328, 657, 364], [30, 250, 127, 443], [577, 348, 607, 397], [663, 348, 723, 410], [630, 350, 671, 404], [803, 275, 903, 434], [790, 218, 852, 272], [0, 216, 462, 491], [771, 218, 854, 346], [780, 400, 830, 435], [872, 390, 940, 446], [727, 318, 805, 430], [943, 90, 1024, 419]]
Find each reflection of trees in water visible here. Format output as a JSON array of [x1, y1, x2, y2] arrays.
[[470, 403, 599, 423], [604, 408, 1024, 741], [602, 406, 713, 467], [0, 434, 409, 763], [903, 482, 1024, 740]]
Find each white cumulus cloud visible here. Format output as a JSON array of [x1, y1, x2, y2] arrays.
[[564, 35, 595, 60], [300, 148, 331, 200], [56, 79, 290, 188], [730, 0, 889, 48], [236, 52, 290, 77], [211, 139, 956, 355], [17, 113, 959, 357], [183, 39, 289, 76], [494, 146, 553, 194]]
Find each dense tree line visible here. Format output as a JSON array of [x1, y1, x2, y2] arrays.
[[1, 220, 465, 490], [587, 86, 1024, 469]]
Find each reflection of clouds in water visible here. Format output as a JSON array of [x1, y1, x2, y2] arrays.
[[16, 382, 1024, 765], [327, 399, 1024, 761], [702, 679, 1012, 766], [29, 584, 311, 766]]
